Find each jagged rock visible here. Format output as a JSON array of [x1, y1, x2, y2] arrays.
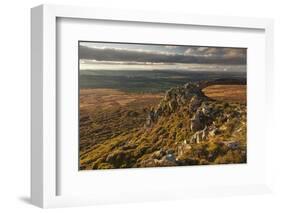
[[164, 90, 172, 101], [201, 103, 213, 116], [190, 127, 208, 144], [184, 82, 191, 88], [164, 88, 176, 101], [145, 109, 157, 127], [189, 96, 203, 113], [153, 109, 159, 120], [155, 103, 166, 117], [179, 95, 187, 105], [189, 135, 196, 144], [146, 80, 237, 135], [190, 104, 215, 132], [202, 127, 208, 140], [146, 81, 213, 127], [190, 110, 206, 132], [190, 117, 203, 132], [168, 99, 178, 112]]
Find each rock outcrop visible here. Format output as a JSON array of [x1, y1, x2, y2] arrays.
[[138, 80, 247, 167], [145, 82, 210, 127]]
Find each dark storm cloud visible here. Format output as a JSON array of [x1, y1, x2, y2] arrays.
[[79, 43, 246, 65]]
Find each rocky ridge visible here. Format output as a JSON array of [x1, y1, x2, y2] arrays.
[[80, 80, 247, 170]]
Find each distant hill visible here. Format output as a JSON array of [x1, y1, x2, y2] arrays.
[[79, 70, 246, 93]]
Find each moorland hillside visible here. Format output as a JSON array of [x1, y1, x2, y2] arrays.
[[80, 80, 247, 170]]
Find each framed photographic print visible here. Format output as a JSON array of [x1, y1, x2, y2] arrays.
[[31, 4, 274, 208], [78, 41, 247, 170]]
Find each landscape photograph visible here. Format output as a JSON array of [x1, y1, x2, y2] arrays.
[[79, 41, 247, 170]]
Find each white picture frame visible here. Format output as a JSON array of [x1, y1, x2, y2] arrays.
[[31, 4, 274, 208]]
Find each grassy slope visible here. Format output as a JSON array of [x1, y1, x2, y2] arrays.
[[80, 85, 247, 170]]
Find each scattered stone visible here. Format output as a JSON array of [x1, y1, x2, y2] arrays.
[[166, 153, 176, 162], [217, 141, 240, 149]]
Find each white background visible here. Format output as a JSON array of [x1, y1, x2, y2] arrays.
[[0, 0, 281, 212]]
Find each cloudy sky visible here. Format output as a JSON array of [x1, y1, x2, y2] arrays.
[[79, 42, 246, 72]]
